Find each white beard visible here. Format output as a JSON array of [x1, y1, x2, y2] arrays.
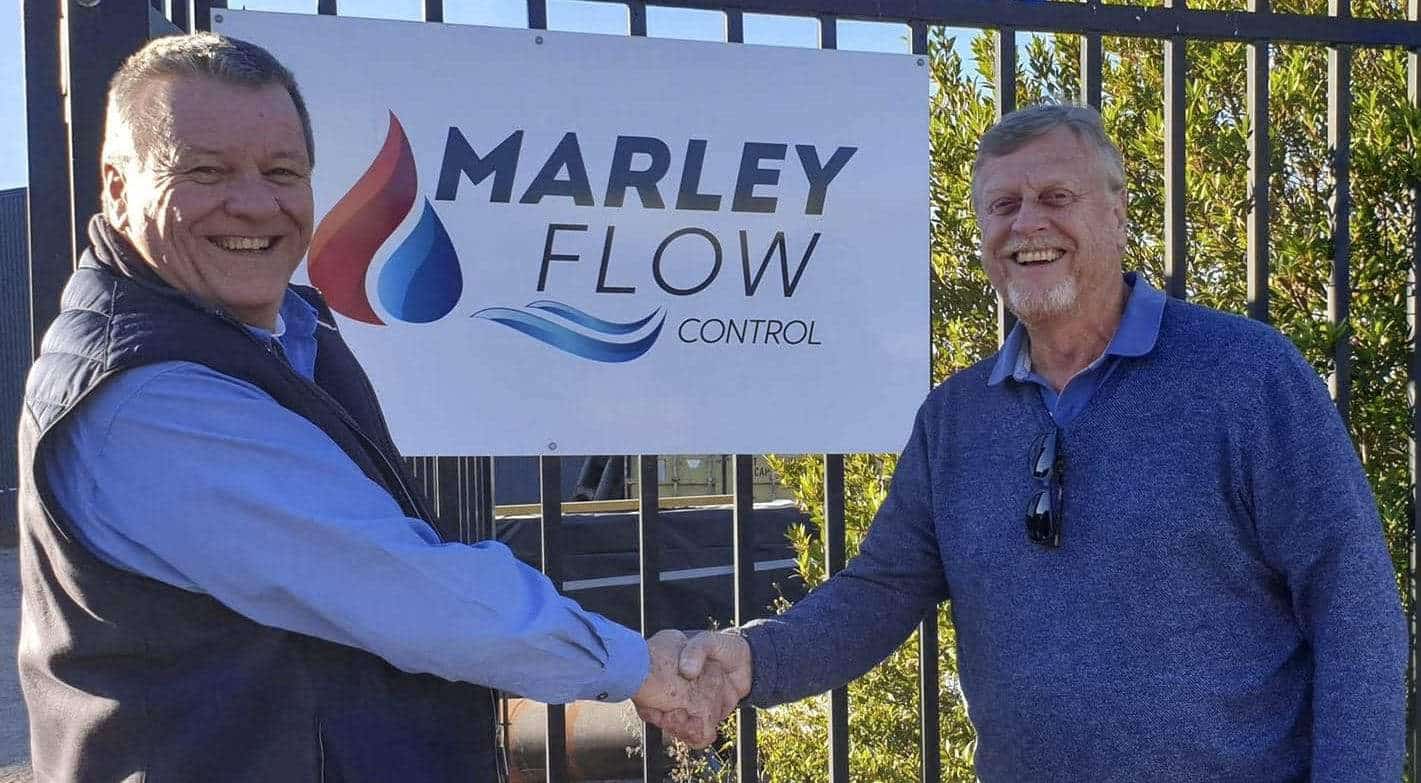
[[1007, 277, 1078, 321]]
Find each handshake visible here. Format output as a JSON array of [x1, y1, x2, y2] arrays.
[[629, 629, 754, 748]]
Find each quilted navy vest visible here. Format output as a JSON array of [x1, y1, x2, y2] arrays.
[[17, 224, 500, 782]]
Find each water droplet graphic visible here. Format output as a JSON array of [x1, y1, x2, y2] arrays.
[[378, 199, 463, 323]]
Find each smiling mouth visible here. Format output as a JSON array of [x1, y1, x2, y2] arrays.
[[209, 236, 277, 254], [1013, 248, 1064, 266]]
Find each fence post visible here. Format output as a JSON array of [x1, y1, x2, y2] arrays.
[[1245, 0, 1272, 324], [1407, 0, 1420, 773]]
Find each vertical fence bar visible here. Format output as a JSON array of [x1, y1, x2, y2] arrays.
[[528, 0, 548, 32], [520, 22, 557, 773], [995, 26, 1019, 344], [421, 0, 479, 549], [995, 29, 1017, 117], [1081, 31, 1103, 110], [539, 456, 568, 782], [407, 457, 427, 501], [1327, 0, 1352, 423], [909, 28, 941, 783], [435, 458, 465, 541], [732, 455, 758, 783], [919, 610, 940, 783], [725, 9, 743, 43], [65, 2, 148, 266], [819, 12, 836, 49], [461, 459, 475, 543], [819, 18, 848, 780], [725, 12, 750, 777], [1409, 0, 1420, 774], [1163, 0, 1188, 300], [470, 454, 496, 542], [470, 457, 495, 542], [1245, 0, 1271, 323], [628, 0, 647, 36], [624, 7, 662, 779], [422, 0, 479, 550], [636, 454, 670, 780], [22, 0, 72, 358], [194, 0, 221, 33], [824, 454, 848, 783], [170, 1, 190, 33]]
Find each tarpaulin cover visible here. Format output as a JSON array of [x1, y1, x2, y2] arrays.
[[496, 501, 809, 631]]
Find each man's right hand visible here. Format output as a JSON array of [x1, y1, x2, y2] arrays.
[[633, 630, 726, 748], [633, 629, 753, 748]]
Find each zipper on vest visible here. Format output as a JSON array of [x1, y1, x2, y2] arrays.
[[226, 319, 437, 537], [316, 719, 327, 782], [266, 339, 429, 527]]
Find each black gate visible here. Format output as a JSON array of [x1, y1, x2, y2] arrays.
[[20, 0, 1421, 781]]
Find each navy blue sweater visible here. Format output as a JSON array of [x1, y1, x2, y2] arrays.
[[744, 298, 1406, 781]]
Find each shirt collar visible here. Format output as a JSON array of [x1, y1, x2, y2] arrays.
[[241, 289, 319, 343], [278, 289, 319, 343], [987, 271, 1166, 386]]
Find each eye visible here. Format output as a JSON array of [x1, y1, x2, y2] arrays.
[[988, 197, 1019, 216], [1042, 189, 1078, 207], [186, 166, 224, 183]]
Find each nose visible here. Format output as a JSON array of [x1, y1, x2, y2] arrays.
[[222, 174, 282, 220], [1011, 197, 1049, 234]]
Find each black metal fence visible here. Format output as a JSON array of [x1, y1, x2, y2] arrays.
[[0, 187, 28, 547], [20, 0, 1421, 780]]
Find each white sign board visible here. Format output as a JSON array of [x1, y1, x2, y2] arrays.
[[215, 10, 928, 456]]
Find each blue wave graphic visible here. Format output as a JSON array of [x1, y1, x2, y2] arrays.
[[525, 300, 662, 335], [472, 304, 666, 363], [378, 199, 463, 324]]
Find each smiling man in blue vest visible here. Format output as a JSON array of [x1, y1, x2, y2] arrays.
[[650, 105, 1409, 781], [16, 33, 731, 782]]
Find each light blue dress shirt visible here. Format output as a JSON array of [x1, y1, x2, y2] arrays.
[[41, 290, 649, 705], [987, 272, 1166, 426]]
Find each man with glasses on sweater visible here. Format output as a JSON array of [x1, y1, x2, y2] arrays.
[[645, 104, 1407, 781]]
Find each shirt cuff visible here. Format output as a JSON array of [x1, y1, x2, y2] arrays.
[[740, 620, 779, 708], [583, 613, 651, 703]]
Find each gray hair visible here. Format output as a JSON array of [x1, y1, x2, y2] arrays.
[[102, 32, 314, 170], [971, 103, 1124, 202]]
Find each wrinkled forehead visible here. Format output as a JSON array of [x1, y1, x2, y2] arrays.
[[136, 75, 308, 164], [972, 128, 1112, 198]]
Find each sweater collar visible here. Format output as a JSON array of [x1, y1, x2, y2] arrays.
[[988, 272, 1167, 386]]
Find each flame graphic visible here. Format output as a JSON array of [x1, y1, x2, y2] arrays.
[[308, 112, 417, 325]]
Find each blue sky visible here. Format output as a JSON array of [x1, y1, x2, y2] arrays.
[[1, 0, 984, 191]]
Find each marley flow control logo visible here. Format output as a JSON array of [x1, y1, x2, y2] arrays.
[[308, 113, 462, 325], [308, 112, 665, 362]]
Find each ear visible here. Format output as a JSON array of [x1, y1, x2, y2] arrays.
[[1113, 188, 1129, 251], [102, 161, 129, 231]]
